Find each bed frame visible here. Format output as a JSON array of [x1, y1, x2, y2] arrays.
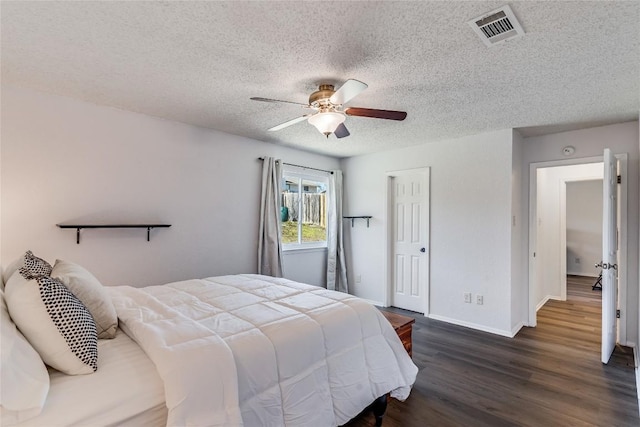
[[372, 394, 389, 426]]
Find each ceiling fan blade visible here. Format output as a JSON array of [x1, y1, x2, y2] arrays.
[[251, 97, 309, 107], [334, 123, 350, 139], [268, 115, 310, 131], [329, 79, 368, 105], [345, 107, 407, 121]]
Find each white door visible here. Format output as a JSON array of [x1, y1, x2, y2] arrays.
[[390, 170, 429, 313], [601, 149, 618, 364]]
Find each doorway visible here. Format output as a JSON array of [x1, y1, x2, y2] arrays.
[[385, 168, 430, 314], [528, 154, 628, 350], [534, 163, 603, 307]]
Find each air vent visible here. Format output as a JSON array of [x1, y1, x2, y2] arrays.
[[468, 5, 525, 47]]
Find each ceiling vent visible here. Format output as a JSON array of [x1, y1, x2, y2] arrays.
[[468, 5, 525, 47]]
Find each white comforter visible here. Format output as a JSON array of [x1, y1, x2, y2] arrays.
[[109, 274, 418, 427]]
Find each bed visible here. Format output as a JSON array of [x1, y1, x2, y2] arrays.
[[1, 254, 418, 427]]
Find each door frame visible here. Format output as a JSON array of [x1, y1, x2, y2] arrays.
[[384, 167, 431, 315], [527, 154, 628, 344]]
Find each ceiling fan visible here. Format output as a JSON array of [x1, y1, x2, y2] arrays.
[[251, 79, 407, 138]]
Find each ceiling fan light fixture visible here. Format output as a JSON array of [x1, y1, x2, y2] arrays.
[[308, 111, 346, 137], [252, 79, 406, 137]]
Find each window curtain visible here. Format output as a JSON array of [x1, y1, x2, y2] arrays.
[[326, 170, 348, 293], [258, 157, 284, 277]]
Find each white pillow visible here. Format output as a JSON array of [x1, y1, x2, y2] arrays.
[[0, 289, 50, 425], [2, 257, 23, 287], [52, 260, 118, 339], [4, 267, 98, 375]]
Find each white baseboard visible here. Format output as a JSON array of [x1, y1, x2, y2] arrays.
[[536, 295, 563, 312], [567, 271, 598, 278], [536, 295, 551, 312], [363, 298, 386, 308], [428, 314, 514, 338], [511, 321, 524, 337]]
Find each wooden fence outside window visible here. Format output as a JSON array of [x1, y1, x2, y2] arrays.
[[282, 193, 327, 228]]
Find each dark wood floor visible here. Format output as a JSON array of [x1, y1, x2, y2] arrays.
[[347, 275, 639, 426]]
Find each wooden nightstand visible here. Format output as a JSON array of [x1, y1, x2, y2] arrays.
[[380, 311, 415, 357]]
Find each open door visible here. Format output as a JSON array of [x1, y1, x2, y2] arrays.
[[601, 148, 618, 364]]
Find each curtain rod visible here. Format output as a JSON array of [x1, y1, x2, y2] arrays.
[[258, 157, 334, 174]]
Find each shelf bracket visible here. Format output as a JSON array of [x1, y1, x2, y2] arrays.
[[343, 216, 372, 228], [76, 228, 81, 244]]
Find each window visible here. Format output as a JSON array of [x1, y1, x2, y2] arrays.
[[281, 167, 329, 249]]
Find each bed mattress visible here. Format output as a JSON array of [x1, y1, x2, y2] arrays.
[[16, 330, 167, 426]]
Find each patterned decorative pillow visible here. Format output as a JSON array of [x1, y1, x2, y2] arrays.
[[4, 254, 98, 375], [3, 250, 52, 285], [19, 251, 53, 278]]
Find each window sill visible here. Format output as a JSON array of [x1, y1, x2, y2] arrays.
[[282, 244, 328, 254]]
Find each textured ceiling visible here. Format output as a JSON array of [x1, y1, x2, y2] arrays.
[[1, 1, 638, 158]]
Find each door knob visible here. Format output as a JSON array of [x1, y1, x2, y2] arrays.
[[420, 247, 426, 253]]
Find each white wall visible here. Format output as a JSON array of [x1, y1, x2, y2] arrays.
[[523, 121, 639, 345], [341, 129, 516, 336], [566, 180, 603, 276], [535, 163, 603, 307], [1, 86, 339, 287], [340, 121, 638, 342], [282, 248, 328, 287]]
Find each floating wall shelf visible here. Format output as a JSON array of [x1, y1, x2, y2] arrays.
[[343, 216, 372, 227], [57, 224, 171, 244]]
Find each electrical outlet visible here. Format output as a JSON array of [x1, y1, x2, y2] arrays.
[[477, 295, 483, 305], [355, 275, 362, 284], [464, 292, 472, 303], [575, 257, 581, 264]]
